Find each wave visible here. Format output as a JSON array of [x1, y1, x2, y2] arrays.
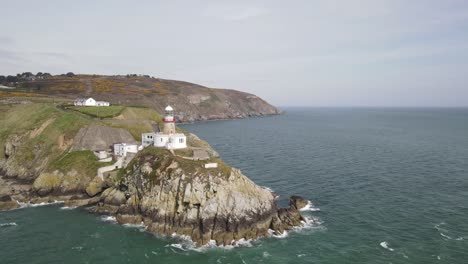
[[380, 241, 394, 251], [60, 206, 77, 210], [299, 201, 321, 212], [268, 229, 289, 238], [100, 215, 117, 223], [0, 222, 17, 227], [167, 233, 255, 252], [440, 232, 464, 241], [16, 200, 64, 208]]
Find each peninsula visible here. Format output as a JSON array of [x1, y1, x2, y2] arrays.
[[0, 73, 307, 246]]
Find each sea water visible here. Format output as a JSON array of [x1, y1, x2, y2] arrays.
[[1, 107, 467, 263]]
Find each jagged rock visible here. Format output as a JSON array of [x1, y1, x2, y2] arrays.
[[98, 148, 304, 246], [101, 187, 126, 206], [64, 196, 100, 207], [86, 176, 105, 197], [32, 173, 62, 196], [0, 201, 20, 211], [0, 195, 12, 202], [116, 214, 143, 225], [4, 135, 22, 159], [290, 195, 309, 210]]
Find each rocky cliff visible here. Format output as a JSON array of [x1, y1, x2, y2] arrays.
[[93, 148, 304, 246]]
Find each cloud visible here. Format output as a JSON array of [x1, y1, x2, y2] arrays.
[[203, 5, 270, 21]]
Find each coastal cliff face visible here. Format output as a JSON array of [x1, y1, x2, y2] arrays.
[[5, 75, 280, 122], [94, 148, 303, 246]]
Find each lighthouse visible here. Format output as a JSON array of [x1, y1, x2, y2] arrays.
[[142, 105, 187, 149], [162, 105, 176, 134]]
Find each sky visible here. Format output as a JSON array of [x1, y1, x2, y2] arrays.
[[1, 0, 468, 107]]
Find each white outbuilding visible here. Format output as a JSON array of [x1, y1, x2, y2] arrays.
[[114, 143, 140, 157]]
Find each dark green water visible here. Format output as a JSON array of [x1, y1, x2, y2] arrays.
[[1, 108, 468, 263]]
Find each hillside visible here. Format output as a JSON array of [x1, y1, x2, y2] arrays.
[[0, 74, 279, 122], [0, 102, 213, 203]]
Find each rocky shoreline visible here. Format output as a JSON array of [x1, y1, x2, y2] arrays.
[[0, 148, 311, 247]]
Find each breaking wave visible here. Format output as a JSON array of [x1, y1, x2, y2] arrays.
[[60, 206, 77, 210], [380, 241, 394, 251], [100, 215, 117, 223], [299, 201, 321, 212], [16, 200, 64, 208], [0, 222, 17, 227]]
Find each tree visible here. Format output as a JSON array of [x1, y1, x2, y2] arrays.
[[0, 75, 5, 83], [42, 73, 52, 78], [6, 75, 18, 82], [21, 72, 34, 78], [36, 72, 43, 77], [66, 72, 75, 77]]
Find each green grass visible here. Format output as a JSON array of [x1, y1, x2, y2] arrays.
[[48, 150, 112, 177], [125, 147, 232, 184], [70, 105, 125, 119]]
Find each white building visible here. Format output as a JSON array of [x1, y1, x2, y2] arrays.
[[142, 105, 187, 150], [114, 143, 140, 157], [142, 133, 157, 147], [74, 97, 110, 107], [96, 101, 110, 106]]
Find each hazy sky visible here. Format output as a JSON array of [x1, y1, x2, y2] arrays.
[[1, 0, 468, 106]]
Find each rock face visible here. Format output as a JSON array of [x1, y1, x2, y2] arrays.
[[72, 124, 137, 151], [95, 148, 303, 246], [290, 195, 309, 210]]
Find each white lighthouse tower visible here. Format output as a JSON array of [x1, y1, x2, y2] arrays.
[[162, 105, 176, 134], [143, 105, 187, 149]]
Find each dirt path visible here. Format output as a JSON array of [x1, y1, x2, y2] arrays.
[[82, 79, 93, 96]]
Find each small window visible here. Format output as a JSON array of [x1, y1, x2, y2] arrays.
[[179, 138, 184, 143]]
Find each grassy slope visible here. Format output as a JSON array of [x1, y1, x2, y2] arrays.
[[0, 103, 90, 177], [69, 105, 125, 118]]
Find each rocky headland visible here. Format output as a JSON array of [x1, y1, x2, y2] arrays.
[[0, 100, 306, 246]]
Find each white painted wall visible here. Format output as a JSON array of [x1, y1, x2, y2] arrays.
[[142, 133, 157, 147], [114, 143, 139, 157]]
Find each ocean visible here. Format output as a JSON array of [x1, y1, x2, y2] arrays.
[[1, 107, 468, 263]]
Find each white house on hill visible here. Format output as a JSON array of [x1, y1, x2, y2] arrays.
[[74, 97, 110, 107]]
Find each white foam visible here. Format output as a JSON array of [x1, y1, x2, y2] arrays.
[[167, 233, 255, 252], [261, 186, 274, 193], [297, 254, 306, 258], [380, 241, 394, 251], [440, 232, 464, 241], [440, 233, 452, 240], [100, 215, 117, 223], [268, 229, 289, 238], [434, 222, 448, 232], [16, 200, 64, 208], [167, 243, 188, 251], [123, 222, 145, 228], [262, 251, 271, 258], [0, 222, 17, 227], [60, 206, 77, 210], [299, 201, 321, 212]]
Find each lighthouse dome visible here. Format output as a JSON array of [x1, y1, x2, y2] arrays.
[[165, 105, 174, 111]]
